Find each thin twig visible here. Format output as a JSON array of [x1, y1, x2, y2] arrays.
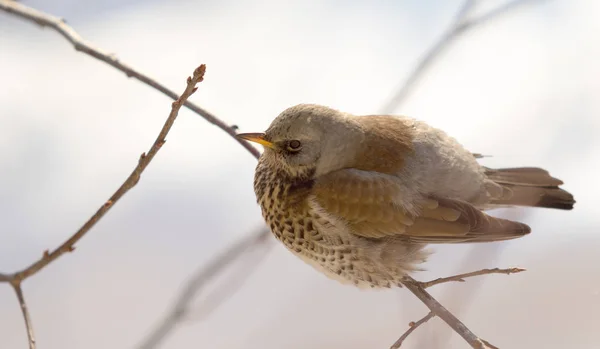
[[0, 3, 271, 347], [462, 0, 541, 30], [0, 2, 541, 349], [183, 235, 273, 322], [0, 0, 261, 160], [419, 267, 526, 289], [390, 311, 435, 349], [0, 273, 12, 282], [379, 0, 537, 114], [136, 228, 271, 349], [0, 64, 207, 284], [10, 281, 36, 349], [0, 64, 207, 349], [402, 276, 497, 349], [415, 212, 529, 348], [481, 339, 500, 349], [382, 1, 540, 346]]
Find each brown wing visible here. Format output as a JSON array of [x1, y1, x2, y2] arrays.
[[311, 169, 530, 243]]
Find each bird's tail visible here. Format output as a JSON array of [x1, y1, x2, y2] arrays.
[[485, 167, 575, 210]]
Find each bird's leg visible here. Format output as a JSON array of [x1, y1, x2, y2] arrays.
[[401, 275, 498, 349], [418, 267, 525, 289]]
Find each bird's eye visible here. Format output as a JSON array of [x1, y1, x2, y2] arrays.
[[286, 140, 302, 152]]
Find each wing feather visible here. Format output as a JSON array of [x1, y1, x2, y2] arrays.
[[311, 169, 530, 243]]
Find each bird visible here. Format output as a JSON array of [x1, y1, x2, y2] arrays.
[[236, 104, 575, 289]]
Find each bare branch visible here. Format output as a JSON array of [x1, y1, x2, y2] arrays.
[[460, 0, 541, 31], [390, 311, 435, 349], [0, 0, 261, 160], [481, 339, 500, 349], [419, 267, 526, 289], [0, 273, 12, 283], [0, 64, 207, 284], [183, 237, 273, 323], [0, 2, 272, 346], [0, 2, 542, 349], [454, 0, 477, 24], [0, 64, 206, 348], [379, 0, 539, 114], [413, 212, 530, 348], [11, 281, 36, 349], [378, 2, 542, 344], [402, 276, 497, 349], [136, 228, 270, 349]]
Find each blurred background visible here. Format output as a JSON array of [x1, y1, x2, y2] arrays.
[[1, 0, 599, 348]]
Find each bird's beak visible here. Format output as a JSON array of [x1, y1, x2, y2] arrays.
[[236, 132, 275, 149]]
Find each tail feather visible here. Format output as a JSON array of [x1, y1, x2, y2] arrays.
[[485, 167, 575, 210]]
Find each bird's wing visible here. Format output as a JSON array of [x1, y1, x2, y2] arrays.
[[310, 169, 530, 243]]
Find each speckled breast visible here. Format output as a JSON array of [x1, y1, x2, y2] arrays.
[[253, 159, 394, 288]]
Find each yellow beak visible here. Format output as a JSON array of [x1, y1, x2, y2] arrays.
[[236, 132, 275, 149]]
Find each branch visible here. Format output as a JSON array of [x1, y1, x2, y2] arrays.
[[0, 272, 12, 282], [378, 2, 541, 346], [0, 0, 261, 160], [183, 236, 273, 323], [390, 311, 435, 349], [379, 0, 538, 113], [0, 3, 273, 346], [11, 282, 36, 349], [462, 0, 541, 30], [136, 228, 271, 349], [0, 64, 207, 348], [1, 64, 206, 283], [419, 267, 525, 289], [401, 275, 497, 349]]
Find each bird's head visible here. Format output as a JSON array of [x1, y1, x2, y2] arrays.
[[237, 104, 363, 180]]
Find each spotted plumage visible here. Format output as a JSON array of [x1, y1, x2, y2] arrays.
[[240, 104, 575, 288]]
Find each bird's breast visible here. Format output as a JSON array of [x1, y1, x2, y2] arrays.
[[253, 160, 317, 246], [252, 160, 400, 288]]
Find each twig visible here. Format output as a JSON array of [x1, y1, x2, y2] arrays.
[[0, 2, 271, 346], [136, 228, 271, 349], [0, 272, 12, 282], [381, 1, 541, 346], [1, 64, 206, 283], [402, 276, 497, 349], [414, 212, 529, 348], [1, 1, 541, 349], [481, 339, 500, 349], [183, 235, 273, 322], [390, 311, 435, 349], [0, 0, 261, 160], [0, 64, 207, 348], [11, 281, 36, 349], [379, 0, 538, 114], [419, 267, 525, 289], [463, 0, 541, 30]]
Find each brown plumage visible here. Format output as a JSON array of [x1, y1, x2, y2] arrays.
[[238, 104, 575, 288], [484, 167, 575, 210]]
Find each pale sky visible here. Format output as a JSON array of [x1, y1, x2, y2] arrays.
[[1, 0, 599, 348]]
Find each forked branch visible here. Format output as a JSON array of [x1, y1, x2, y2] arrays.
[[391, 267, 525, 348], [401, 275, 499, 349], [0, 1, 541, 348], [0, 64, 208, 349]]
